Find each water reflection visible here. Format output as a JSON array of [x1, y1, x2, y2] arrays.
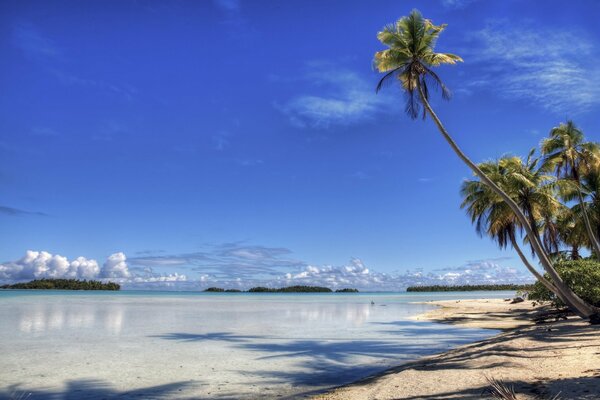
[[17, 303, 125, 334], [283, 303, 372, 326]]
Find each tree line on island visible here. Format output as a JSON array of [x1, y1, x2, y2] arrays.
[[1, 279, 120, 291], [204, 286, 359, 293], [406, 284, 534, 292], [373, 9, 600, 322]]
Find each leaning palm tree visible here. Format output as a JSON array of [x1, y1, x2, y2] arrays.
[[374, 9, 599, 320], [460, 159, 557, 293], [541, 121, 600, 256]]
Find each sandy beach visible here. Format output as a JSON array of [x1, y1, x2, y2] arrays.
[[314, 299, 600, 400]]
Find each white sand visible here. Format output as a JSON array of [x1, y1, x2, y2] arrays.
[[314, 299, 600, 400]]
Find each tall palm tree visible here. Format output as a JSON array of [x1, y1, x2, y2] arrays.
[[373, 10, 599, 320], [541, 121, 600, 256], [460, 159, 556, 293]]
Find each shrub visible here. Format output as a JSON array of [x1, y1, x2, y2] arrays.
[[529, 259, 600, 308]]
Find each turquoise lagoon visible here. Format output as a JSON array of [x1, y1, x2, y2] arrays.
[[0, 291, 513, 399]]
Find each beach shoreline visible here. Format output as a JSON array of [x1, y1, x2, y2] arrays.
[[313, 298, 600, 400]]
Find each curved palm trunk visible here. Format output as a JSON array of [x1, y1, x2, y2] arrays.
[[510, 236, 557, 294], [572, 245, 580, 260], [416, 84, 599, 320], [576, 188, 600, 257]]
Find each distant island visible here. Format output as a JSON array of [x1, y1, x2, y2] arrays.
[[203, 286, 359, 293], [406, 284, 534, 292], [1, 278, 121, 291], [204, 287, 242, 292]]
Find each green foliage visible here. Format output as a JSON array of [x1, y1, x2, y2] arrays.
[[203, 287, 225, 292], [203, 287, 242, 292], [335, 288, 359, 293], [248, 286, 333, 293], [406, 284, 534, 292], [374, 9, 462, 119], [1, 278, 120, 291], [529, 260, 600, 308]]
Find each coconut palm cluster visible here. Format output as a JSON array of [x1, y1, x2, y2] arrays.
[[374, 10, 600, 322]]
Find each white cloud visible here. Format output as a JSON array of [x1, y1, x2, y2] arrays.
[[277, 64, 390, 128], [0, 251, 187, 287], [441, 0, 478, 8], [0, 248, 533, 291], [271, 258, 533, 291], [0, 251, 99, 281], [465, 21, 600, 113], [101, 252, 131, 279]]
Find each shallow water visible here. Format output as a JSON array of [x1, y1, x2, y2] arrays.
[[0, 291, 511, 399]]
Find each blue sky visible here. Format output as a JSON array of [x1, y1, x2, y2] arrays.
[[1, 0, 599, 289]]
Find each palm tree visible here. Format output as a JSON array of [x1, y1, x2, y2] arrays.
[[374, 10, 599, 320], [460, 159, 556, 293], [561, 167, 600, 248], [498, 152, 562, 255], [550, 206, 586, 260], [541, 121, 600, 256]]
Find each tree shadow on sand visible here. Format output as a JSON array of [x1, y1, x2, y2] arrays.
[[0, 379, 193, 400]]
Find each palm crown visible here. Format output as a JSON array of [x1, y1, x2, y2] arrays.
[[374, 9, 462, 119]]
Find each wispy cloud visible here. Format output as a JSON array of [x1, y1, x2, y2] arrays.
[[129, 243, 532, 290], [1, 247, 533, 290], [0, 205, 47, 217], [212, 0, 240, 13], [12, 22, 137, 101], [441, 0, 479, 8], [464, 20, 600, 113], [277, 63, 390, 129], [212, 131, 230, 151], [12, 22, 61, 59], [51, 69, 138, 101], [129, 243, 305, 282]]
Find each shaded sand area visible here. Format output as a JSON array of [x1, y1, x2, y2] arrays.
[[314, 299, 600, 400], [0, 291, 507, 399]]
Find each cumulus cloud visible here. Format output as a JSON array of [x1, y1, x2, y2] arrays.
[[276, 63, 391, 128], [0, 247, 534, 291], [0, 251, 99, 281], [464, 21, 600, 113], [0, 251, 188, 288], [269, 258, 533, 291], [101, 252, 131, 279]]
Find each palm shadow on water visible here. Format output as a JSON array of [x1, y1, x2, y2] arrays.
[[151, 319, 600, 398], [153, 320, 496, 391], [151, 332, 265, 342], [0, 379, 192, 400]]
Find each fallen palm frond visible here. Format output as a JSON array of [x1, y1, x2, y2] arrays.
[[485, 376, 518, 400]]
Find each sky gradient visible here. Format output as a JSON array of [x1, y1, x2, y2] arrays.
[[1, 0, 599, 289]]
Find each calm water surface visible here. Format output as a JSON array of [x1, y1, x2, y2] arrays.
[[0, 291, 512, 399]]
